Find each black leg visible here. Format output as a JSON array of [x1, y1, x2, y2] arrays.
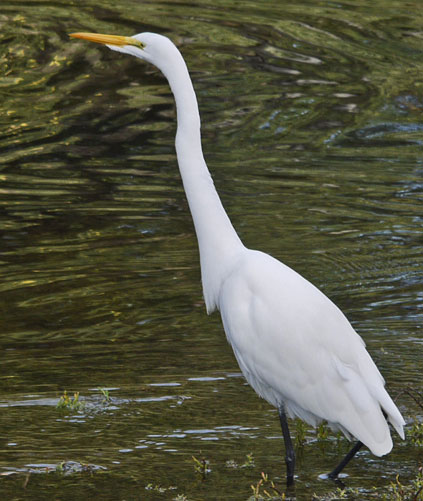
[[328, 440, 363, 480], [278, 406, 295, 486]]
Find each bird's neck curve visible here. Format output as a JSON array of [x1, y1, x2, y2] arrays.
[[160, 50, 244, 312]]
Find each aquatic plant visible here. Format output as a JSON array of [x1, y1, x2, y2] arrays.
[[225, 453, 255, 469], [56, 390, 84, 411], [409, 420, 423, 447], [145, 483, 177, 493], [295, 419, 308, 447], [249, 471, 286, 500], [192, 455, 211, 478], [98, 387, 112, 403]]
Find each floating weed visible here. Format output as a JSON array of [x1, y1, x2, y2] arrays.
[[56, 390, 84, 411], [316, 421, 329, 440], [311, 487, 355, 500], [335, 431, 343, 444], [55, 461, 105, 475], [295, 419, 308, 447], [225, 458, 238, 469], [225, 453, 255, 469], [249, 471, 286, 500], [192, 455, 211, 478], [145, 483, 177, 494], [398, 386, 423, 411], [145, 482, 190, 499], [380, 467, 423, 500], [243, 452, 255, 468], [408, 419, 423, 447], [98, 388, 112, 404], [397, 385, 423, 449]]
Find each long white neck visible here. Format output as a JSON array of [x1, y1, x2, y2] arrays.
[[159, 49, 244, 312]]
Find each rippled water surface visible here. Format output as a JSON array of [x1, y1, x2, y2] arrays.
[[1, 0, 422, 499]]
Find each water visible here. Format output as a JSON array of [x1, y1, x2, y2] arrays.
[[1, 0, 422, 499]]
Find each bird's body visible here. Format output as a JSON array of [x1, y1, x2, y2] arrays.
[[218, 248, 403, 457], [70, 31, 405, 482]]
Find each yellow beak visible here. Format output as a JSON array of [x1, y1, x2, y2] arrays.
[[69, 32, 144, 49]]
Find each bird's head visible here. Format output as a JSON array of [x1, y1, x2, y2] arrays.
[[70, 30, 197, 125], [69, 31, 179, 73]]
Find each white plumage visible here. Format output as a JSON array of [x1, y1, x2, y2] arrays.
[[70, 31, 405, 481], [218, 249, 404, 457]]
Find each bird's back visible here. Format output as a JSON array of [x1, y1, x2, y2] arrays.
[[217, 248, 404, 456]]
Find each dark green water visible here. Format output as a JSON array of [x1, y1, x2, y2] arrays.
[[1, 0, 422, 499]]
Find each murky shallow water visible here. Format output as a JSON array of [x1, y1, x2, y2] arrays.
[[1, 0, 422, 499]]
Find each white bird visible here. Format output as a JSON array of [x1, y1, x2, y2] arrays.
[[70, 31, 405, 484]]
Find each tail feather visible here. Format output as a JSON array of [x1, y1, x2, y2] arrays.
[[337, 358, 404, 456], [382, 399, 405, 440], [358, 351, 405, 446]]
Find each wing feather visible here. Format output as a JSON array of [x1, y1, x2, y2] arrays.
[[218, 249, 404, 456]]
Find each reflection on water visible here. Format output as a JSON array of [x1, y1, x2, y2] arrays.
[[1, 0, 422, 499]]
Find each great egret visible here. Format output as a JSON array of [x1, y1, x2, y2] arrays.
[[70, 31, 405, 485]]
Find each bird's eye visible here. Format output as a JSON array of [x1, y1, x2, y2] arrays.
[[132, 40, 145, 49]]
